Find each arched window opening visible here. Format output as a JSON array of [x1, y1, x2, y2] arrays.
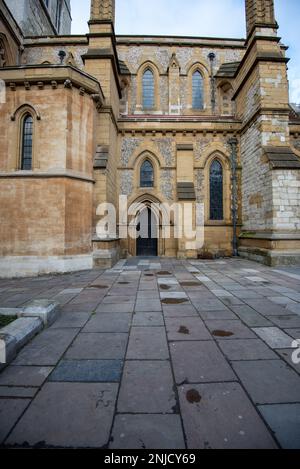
[[143, 69, 155, 110], [0, 39, 7, 68], [210, 160, 223, 220], [140, 160, 154, 188], [21, 114, 33, 170], [192, 70, 204, 109]]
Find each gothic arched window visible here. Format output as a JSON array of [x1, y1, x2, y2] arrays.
[[21, 114, 33, 170], [210, 160, 223, 220], [192, 70, 204, 109], [140, 160, 154, 188], [143, 69, 155, 110]]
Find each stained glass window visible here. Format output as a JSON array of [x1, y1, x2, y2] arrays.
[[21, 114, 33, 170], [143, 69, 155, 110], [192, 70, 204, 109], [140, 160, 154, 188], [210, 160, 223, 220]]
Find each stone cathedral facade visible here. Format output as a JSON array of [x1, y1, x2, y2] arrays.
[[0, 0, 299, 277]]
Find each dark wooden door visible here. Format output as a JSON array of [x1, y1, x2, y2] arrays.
[[136, 208, 158, 257]]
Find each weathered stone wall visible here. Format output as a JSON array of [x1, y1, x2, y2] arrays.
[[23, 44, 88, 68], [0, 72, 95, 262], [240, 120, 273, 231], [272, 170, 300, 231], [117, 42, 245, 116], [5, 0, 71, 36]]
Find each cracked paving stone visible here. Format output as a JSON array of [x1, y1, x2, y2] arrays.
[[6, 383, 118, 448], [117, 361, 176, 414], [178, 383, 277, 449], [110, 414, 185, 449]]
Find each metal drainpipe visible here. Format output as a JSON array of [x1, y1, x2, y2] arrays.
[[208, 52, 216, 114], [228, 138, 239, 257]]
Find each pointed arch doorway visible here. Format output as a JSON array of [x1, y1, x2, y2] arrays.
[[136, 206, 158, 257]]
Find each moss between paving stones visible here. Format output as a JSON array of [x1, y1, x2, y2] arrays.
[[0, 315, 17, 329]]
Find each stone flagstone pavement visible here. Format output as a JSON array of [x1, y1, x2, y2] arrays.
[[0, 257, 300, 449]]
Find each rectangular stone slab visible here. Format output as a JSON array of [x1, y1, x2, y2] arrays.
[[253, 327, 294, 349], [49, 360, 123, 383], [110, 414, 185, 450], [258, 404, 300, 449], [178, 382, 277, 449], [232, 360, 300, 404], [170, 341, 236, 384], [6, 382, 118, 448], [117, 361, 176, 414]]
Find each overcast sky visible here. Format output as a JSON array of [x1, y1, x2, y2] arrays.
[[71, 0, 300, 103]]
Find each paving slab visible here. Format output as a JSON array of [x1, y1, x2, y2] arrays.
[[12, 328, 79, 366], [244, 299, 291, 317], [253, 327, 294, 349], [50, 312, 91, 329], [83, 313, 131, 333], [0, 398, 31, 444], [198, 309, 238, 321], [66, 333, 128, 360], [286, 303, 300, 315], [178, 383, 277, 449], [110, 414, 185, 449], [135, 300, 162, 312], [132, 312, 164, 327], [49, 360, 123, 383], [205, 320, 256, 340], [6, 382, 118, 448], [284, 328, 300, 339], [96, 303, 135, 314], [0, 366, 52, 387], [269, 315, 300, 329], [117, 361, 176, 414], [163, 305, 198, 317], [126, 327, 169, 360], [170, 341, 236, 384], [232, 360, 300, 404], [230, 305, 274, 327], [193, 299, 230, 312], [165, 317, 211, 341], [218, 339, 278, 361], [258, 404, 300, 449], [0, 386, 37, 398], [275, 349, 300, 374]]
